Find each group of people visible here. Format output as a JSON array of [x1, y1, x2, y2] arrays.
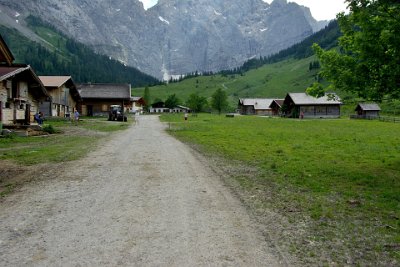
[[34, 109, 80, 125]]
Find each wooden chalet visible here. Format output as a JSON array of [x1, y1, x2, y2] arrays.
[[77, 83, 131, 116], [0, 35, 49, 126], [129, 96, 146, 113], [269, 99, 285, 116], [39, 76, 81, 118], [238, 98, 275, 115], [355, 103, 381, 118], [283, 93, 342, 118]]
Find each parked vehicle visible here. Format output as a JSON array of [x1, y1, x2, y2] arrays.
[[108, 105, 127, 121]]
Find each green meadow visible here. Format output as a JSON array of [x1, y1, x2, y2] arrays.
[[161, 114, 400, 265], [132, 56, 321, 107], [0, 117, 132, 165]]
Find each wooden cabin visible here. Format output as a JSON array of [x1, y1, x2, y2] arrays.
[[77, 83, 131, 116], [39, 76, 81, 118], [283, 93, 342, 118], [0, 35, 49, 126], [355, 103, 381, 118], [0, 65, 49, 125], [238, 98, 275, 115], [269, 99, 285, 116]]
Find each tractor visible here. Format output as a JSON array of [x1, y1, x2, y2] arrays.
[[108, 105, 127, 122]]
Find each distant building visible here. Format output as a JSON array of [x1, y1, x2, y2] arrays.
[[283, 93, 342, 118], [149, 101, 169, 113], [78, 83, 131, 116], [269, 99, 285, 116], [129, 96, 146, 113], [355, 103, 381, 118], [39, 76, 81, 118], [238, 98, 275, 115]]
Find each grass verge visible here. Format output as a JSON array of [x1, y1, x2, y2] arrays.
[[0, 117, 133, 196], [161, 113, 400, 266]]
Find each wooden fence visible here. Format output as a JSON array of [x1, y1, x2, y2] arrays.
[[350, 115, 400, 123]]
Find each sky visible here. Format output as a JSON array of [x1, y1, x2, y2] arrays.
[[138, 0, 348, 21]]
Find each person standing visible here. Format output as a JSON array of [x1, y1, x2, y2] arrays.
[[74, 109, 80, 124]]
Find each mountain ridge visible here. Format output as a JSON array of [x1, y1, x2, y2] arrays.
[[0, 0, 328, 79]]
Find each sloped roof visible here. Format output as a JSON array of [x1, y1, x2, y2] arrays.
[[0, 65, 48, 97], [78, 83, 131, 100], [270, 99, 284, 108], [0, 34, 14, 66], [356, 103, 381, 111], [39, 76, 72, 88], [287, 93, 342, 105], [239, 98, 275, 110]]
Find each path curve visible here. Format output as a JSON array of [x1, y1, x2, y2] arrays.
[[0, 116, 283, 266]]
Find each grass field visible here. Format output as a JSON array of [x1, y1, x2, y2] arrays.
[[0, 117, 132, 165], [161, 113, 400, 266]]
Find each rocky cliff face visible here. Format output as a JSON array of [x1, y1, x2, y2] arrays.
[[0, 0, 326, 79]]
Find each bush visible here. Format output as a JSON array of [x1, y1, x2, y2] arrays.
[[42, 124, 57, 134]]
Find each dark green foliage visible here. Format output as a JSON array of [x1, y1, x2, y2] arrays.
[[313, 0, 400, 101], [186, 93, 208, 112], [164, 94, 181, 109], [0, 16, 159, 87], [211, 88, 229, 114], [42, 124, 57, 134], [143, 87, 151, 111]]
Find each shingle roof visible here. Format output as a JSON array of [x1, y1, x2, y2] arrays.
[[39, 76, 72, 87], [288, 93, 342, 105], [356, 103, 381, 111], [0, 65, 48, 97], [239, 98, 275, 110], [78, 83, 131, 100], [0, 66, 30, 81]]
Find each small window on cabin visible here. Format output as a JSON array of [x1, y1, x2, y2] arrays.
[[20, 103, 24, 110], [5, 102, 11, 108], [102, 105, 108, 112]]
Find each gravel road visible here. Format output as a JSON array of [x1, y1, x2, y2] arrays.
[[0, 116, 283, 266]]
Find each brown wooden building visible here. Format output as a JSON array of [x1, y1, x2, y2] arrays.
[[269, 99, 285, 116], [0, 35, 49, 126], [238, 98, 275, 115], [39, 76, 81, 118], [355, 103, 381, 118], [283, 93, 342, 118], [77, 83, 131, 116]]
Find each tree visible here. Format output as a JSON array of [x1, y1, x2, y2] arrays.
[[186, 93, 208, 113], [311, 0, 400, 101], [165, 94, 181, 109], [211, 88, 228, 114], [143, 87, 151, 111]]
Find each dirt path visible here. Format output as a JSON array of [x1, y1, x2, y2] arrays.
[[0, 116, 283, 266]]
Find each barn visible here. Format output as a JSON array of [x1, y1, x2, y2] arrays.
[[78, 83, 131, 116], [238, 98, 275, 115], [283, 93, 342, 118], [355, 103, 381, 118], [39, 76, 81, 118]]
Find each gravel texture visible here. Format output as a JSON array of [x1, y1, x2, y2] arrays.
[[0, 115, 283, 266]]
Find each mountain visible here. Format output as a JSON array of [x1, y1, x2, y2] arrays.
[[0, 0, 327, 80]]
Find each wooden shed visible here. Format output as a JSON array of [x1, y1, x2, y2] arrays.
[[269, 99, 285, 116], [39, 76, 81, 118], [77, 83, 131, 116], [238, 98, 275, 115], [283, 93, 342, 118], [355, 103, 381, 118]]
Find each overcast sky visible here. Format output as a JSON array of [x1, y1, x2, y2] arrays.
[[138, 0, 348, 21]]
